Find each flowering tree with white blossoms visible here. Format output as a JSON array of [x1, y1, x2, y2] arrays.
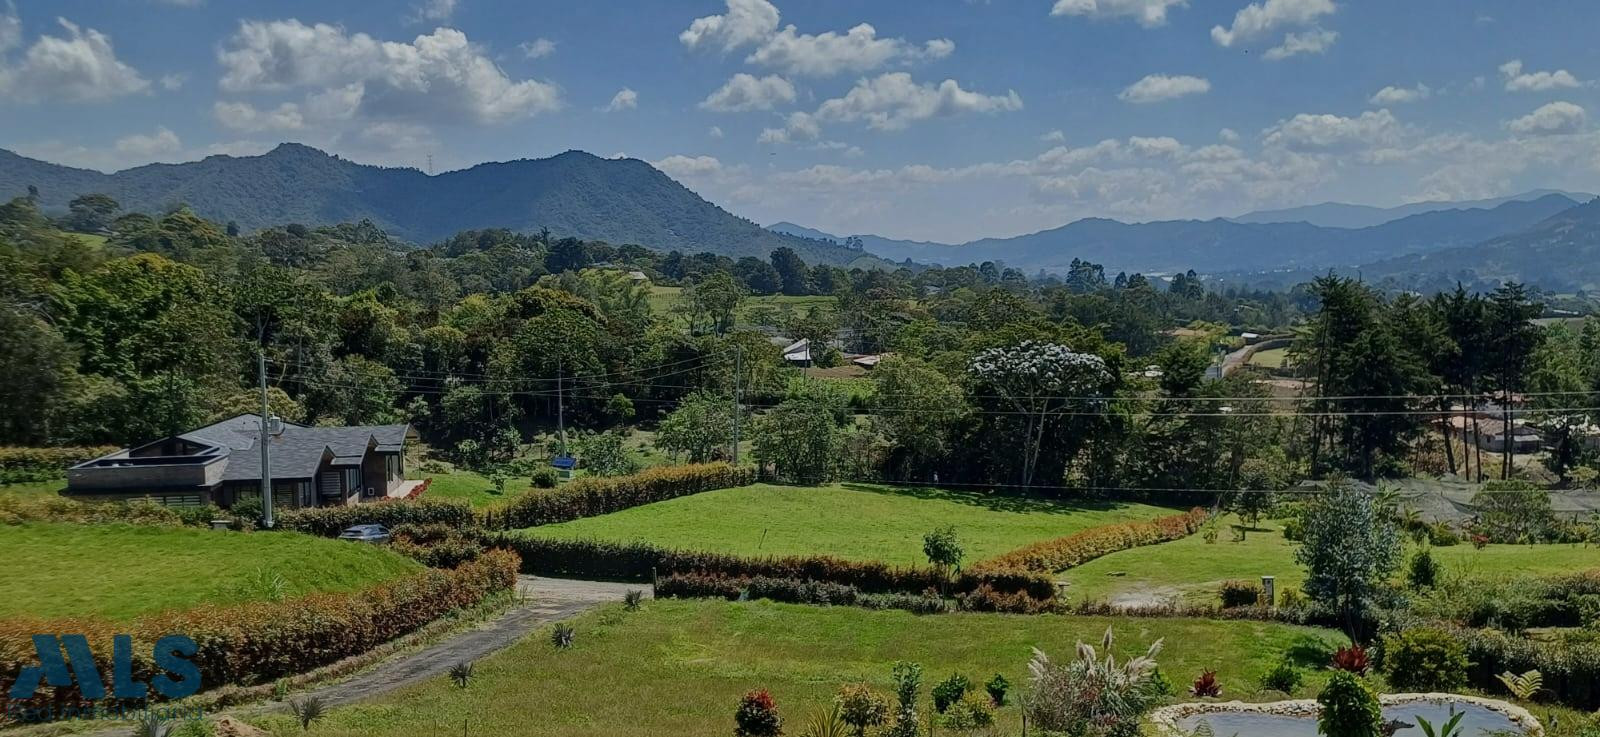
[[968, 341, 1110, 487]]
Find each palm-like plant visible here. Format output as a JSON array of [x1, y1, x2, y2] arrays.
[[1024, 626, 1165, 735], [290, 695, 327, 732], [1497, 669, 1543, 701], [551, 623, 575, 649], [799, 704, 850, 737], [131, 714, 171, 737], [1416, 710, 1465, 737], [449, 660, 475, 689], [623, 589, 644, 611]]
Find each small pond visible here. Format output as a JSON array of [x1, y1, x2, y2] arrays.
[[1175, 701, 1528, 736]]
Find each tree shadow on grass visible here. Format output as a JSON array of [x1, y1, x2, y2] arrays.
[[835, 481, 1152, 516], [1284, 635, 1337, 669]]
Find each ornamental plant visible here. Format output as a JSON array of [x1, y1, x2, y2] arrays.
[[1382, 627, 1468, 691], [1330, 645, 1370, 675], [1024, 626, 1164, 735], [734, 689, 783, 737], [1190, 669, 1222, 698], [835, 684, 889, 737], [1317, 671, 1383, 737], [931, 673, 971, 713]]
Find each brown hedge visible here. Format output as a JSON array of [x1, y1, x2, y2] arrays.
[[482, 462, 756, 530], [971, 508, 1210, 574], [0, 549, 519, 710]]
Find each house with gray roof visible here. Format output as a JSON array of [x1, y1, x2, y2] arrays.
[[65, 414, 412, 509]]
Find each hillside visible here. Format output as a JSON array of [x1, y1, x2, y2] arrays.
[[1361, 197, 1600, 292], [1230, 189, 1594, 228], [0, 145, 873, 265]]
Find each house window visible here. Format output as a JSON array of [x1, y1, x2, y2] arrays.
[[344, 468, 361, 497], [386, 454, 399, 481], [144, 493, 203, 508]]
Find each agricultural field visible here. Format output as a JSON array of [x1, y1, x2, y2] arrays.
[[1247, 346, 1288, 368], [249, 598, 1346, 737], [526, 482, 1179, 566], [1061, 515, 1600, 605], [0, 522, 421, 621]]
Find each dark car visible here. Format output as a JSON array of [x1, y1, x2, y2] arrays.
[[338, 524, 391, 543]]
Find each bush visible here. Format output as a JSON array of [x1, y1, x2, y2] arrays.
[[939, 692, 995, 731], [391, 524, 484, 568], [734, 689, 783, 737], [485, 462, 755, 530], [1318, 671, 1383, 737], [1281, 515, 1305, 541], [0, 550, 518, 710], [1190, 669, 1222, 697], [984, 673, 1010, 706], [1331, 645, 1370, 675], [278, 498, 475, 537], [1428, 522, 1461, 547], [1258, 661, 1303, 694], [530, 468, 559, 488], [836, 684, 889, 737], [931, 673, 971, 713], [0, 494, 185, 527], [1383, 627, 1469, 692], [972, 508, 1208, 573], [0, 446, 118, 483], [1451, 625, 1600, 709], [1220, 580, 1263, 608], [1407, 548, 1441, 589]]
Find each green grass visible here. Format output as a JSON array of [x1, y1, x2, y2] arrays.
[[1248, 347, 1288, 368], [249, 598, 1346, 737], [0, 522, 422, 621], [1061, 515, 1600, 605], [527, 482, 1179, 566], [647, 285, 838, 327], [0, 480, 66, 499], [412, 468, 517, 508]]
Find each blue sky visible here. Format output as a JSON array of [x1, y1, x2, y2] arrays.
[[3, 0, 1600, 242]]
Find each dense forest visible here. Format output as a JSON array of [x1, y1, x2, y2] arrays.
[[3, 191, 1597, 502]]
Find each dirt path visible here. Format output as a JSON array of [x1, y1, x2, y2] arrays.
[[80, 577, 645, 736]]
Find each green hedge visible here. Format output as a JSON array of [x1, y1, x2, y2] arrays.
[[482, 462, 755, 530], [1451, 625, 1600, 710], [972, 508, 1210, 573], [0, 550, 519, 710], [657, 572, 951, 614], [0, 446, 118, 484], [276, 498, 476, 537], [482, 534, 1056, 600]]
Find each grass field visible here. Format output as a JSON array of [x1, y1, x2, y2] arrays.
[[412, 468, 513, 508], [250, 598, 1346, 737], [1061, 515, 1600, 604], [0, 522, 422, 621], [526, 483, 1179, 566], [1248, 347, 1288, 368], [0, 480, 66, 499], [647, 285, 838, 326]]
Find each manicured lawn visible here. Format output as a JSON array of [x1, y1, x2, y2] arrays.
[[413, 468, 515, 508], [249, 598, 1346, 737], [0, 522, 422, 621], [1248, 347, 1288, 368], [527, 482, 1179, 566], [1061, 515, 1600, 605]]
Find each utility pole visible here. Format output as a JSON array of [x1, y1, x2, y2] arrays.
[[258, 350, 273, 528], [731, 344, 742, 464], [557, 359, 567, 458]]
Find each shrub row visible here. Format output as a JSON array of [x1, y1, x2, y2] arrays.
[[0, 446, 118, 484], [0, 550, 519, 710], [0, 494, 217, 527], [391, 523, 485, 569], [657, 572, 951, 614], [1450, 625, 1600, 710], [276, 498, 476, 537], [482, 534, 1057, 600], [972, 508, 1210, 573], [482, 462, 756, 530]]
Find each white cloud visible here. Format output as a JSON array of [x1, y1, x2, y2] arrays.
[[408, 0, 457, 23], [1041, 129, 1066, 143], [217, 20, 561, 124], [679, 0, 780, 52], [159, 73, 186, 90], [114, 126, 182, 157], [1369, 82, 1430, 104], [1048, 0, 1188, 28], [1118, 73, 1209, 103], [747, 23, 953, 77], [652, 153, 728, 178], [0, 16, 150, 102], [758, 111, 820, 143], [213, 100, 305, 131], [1506, 101, 1587, 136], [1211, 0, 1335, 47], [815, 72, 1022, 131], [1263, 28, 1337, 60], [602, 87, 637, 112], [1262, 109, 1406, 151], [1498, 59, 1583, 92], [708, 125, 724, 139], [700, 72, 795, 112], [1219, 127, 1240, 142], [520, 38, 555, 59]]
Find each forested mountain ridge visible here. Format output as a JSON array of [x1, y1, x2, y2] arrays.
[[0, 144, 876, 266], [1360, 196, 1600, 292]]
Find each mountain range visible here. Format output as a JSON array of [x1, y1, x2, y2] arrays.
[[1228, 189, 1596, 229], [0, 144, 877, 266]]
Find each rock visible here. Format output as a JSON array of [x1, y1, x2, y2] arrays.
[[214, 716, 270, 737]]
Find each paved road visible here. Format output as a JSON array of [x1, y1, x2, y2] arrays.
[[80, 577, 646, 736]]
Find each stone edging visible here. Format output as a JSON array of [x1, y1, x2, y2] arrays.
[[1147, 692, 1543, 736]]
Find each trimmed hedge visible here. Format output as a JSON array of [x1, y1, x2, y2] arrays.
[[277, 498, 476, 537], [482, 534, 1057, 600], [972, 508, 1210, 573], [0, 446, 118, 484], [483, 462, 756, 530], [657, 572, 951, 614], [0, 549, 519, 710], [1451, 625, 1600, 710]]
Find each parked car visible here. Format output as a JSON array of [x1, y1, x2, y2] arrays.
[[338, 524, 391, 543]]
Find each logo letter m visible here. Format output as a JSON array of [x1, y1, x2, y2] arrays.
[[8, 635, 106, 700]]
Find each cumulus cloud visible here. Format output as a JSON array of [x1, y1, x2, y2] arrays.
[[708, 125, 724, 139], [217, 19, 560, 125], [680, 0, 952, 78], [679, 0, 780, 52], [1262, 109, 1406, 151], [815, 72, 1022, 131], [758, 111, 820, 143], [1118, 74, 1209, 103], [1499, 59, 1583, 92], [213, 100, 305, 131], [1041, 129, 1066, 143], [114, 126, 182, 157], [602, 87, 637, 112], [0, 16, 150, 102], [1219, 128, 1240, 142], [652, 154, 729, 178], [520, 38, 555, 59], [1369, 83, 1430, 104], [407, 0, 457, 23], [1506, 101, 1586, 136], [1211, 0, 1335, 47], [1048, 0, 1188, 28], [1263, 28, 1337, 60], [700, 72, 795, 112]]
